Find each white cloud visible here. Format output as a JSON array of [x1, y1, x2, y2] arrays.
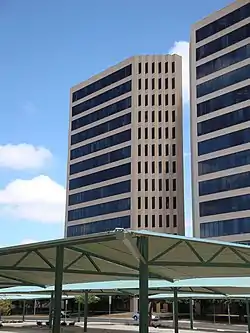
[[0, 175, 66, 223], [169, 41, 189, 104], [21, 239, 36, 245], [0, 144, 52, 170]]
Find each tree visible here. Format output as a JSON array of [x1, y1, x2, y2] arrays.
[[0, 300, 12, 316], [75, 294, 100, 305]]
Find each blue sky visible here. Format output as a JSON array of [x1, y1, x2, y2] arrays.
[[0, 0, 230, 246]]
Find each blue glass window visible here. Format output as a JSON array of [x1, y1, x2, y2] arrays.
[[70, 146, 131, 175], [196, 3, 250, 43], [197, 65, 250, 98], [200, 193, 250, 217], [72, 81, 131, 116], [69, 163, 131, 190], [199, 171, 250, 196], [196, 23, 250, 61], [68, 198, 130, 221], [197, 85, 250, 117], [72, 65, 132, 103], [71, 113, 131, 145], [196, 44, 250, 79], [198, 149, 250, 175], [198, 128, 250, 156], [70, 130, 131, 160], [71, 97, 131, 131], [69, 180, 131, 206], [197, 106, 250, 136], [67, 216, 130, 237], [200, 217, 250, 238]]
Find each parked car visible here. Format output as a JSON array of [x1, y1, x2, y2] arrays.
[[132, 312, 159, 321]]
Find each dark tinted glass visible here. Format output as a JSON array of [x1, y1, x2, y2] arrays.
[[198, 128, 250, 156], [196, 23, 250, 61], [72, 81, 131, 116], [71, 98, 131, 131], [200, 193, 250, 217], [200, 217, 250, 238], [67, 216, 130, 237], [197, 65, 250, 98], [70, 130, 131, 160], [68, 198, 130, 221], [69, 180, 130, 206], [197, 44, 250, 79], [197, 106, 250, 136], [71, 113, 131, 145], [72, 65, 132, 102], [197, 85, 250, 117], [196, 3, 250, 42], [199, 171, 250, 196], [70, 146, 131, 175], [69, 163, 131, 190], [198, 149, 250, 175]]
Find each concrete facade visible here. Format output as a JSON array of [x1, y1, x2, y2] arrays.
[[190, 0, 250, 242], [65, 55, 185, 237]]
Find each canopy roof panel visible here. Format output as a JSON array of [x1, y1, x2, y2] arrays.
[[0, 229, 250, 287]]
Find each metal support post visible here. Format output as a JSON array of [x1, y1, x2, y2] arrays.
[[52, 245, 64, 333], [227, 302, 231, 325], [246, 299, 250, 333], [22, 300, 26, 322], [189, 298, 194, 330], [173, 288, 179, 333], [138, 236, 149, 333], [77, 298, 81, 322], [49, 292, 54, 329], [84, 291, 88, 332]]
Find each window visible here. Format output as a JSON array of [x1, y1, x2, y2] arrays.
[[165, 94, 168, 105], [145, 179, 148, 191], [69, 180, 131, 206], [159, 215, 163, 228], [145, 144, 148, 156], [152, 127, 155, 139], [72, 65, 132, 103], [172, 144, 176, 156], [70, 146, 131, 175], [158, 144, 162, 156], [138, 197, 141, 209], [69, 163, 131, 190], [197, 44, 250, 79], [72, 97, 131, 131], [158, 62, 162, 73], [145, 110, 148, 122], [172, 110, 175, 122], [145, 62, 148, 74], [68, 198, 130, 221], [173, 197, 177, 209], [152, 110, 155, 122], [166, 161, 169, 173], [138, 63, 142, 74], [196, 23, 250, 61], [152, 78, 155, 90], [138, 127, 141, 139], [72, 81, 131, 116], [165, 144, 169, 155], [138, 78, 141, 90], [172, 77, 175, 89], [198, 128, 250, 156], [158, 110, 162, 122], [159, 178, 162, 191], [197, 64, 250, 98], [138, 111, 141, 123], [166, 179, 169, 191], [152, 197, 155, 209], [158, 78, 162, 90], [67, 216, 130, 237], [152, 215, 156, 228], [166, 197, 170, 209], [152, 62, 155, 73], [145, 95, 148, 106], [165, 128, 169, 139], [172, 61, 175, 73], [145, 215, 148, 228], [145, 162, 148, 173], [165, 78, 168, 89], [138, 95, 141, 106], [159, 197, 163, 209], [138, 179, 141, 191], [172, 161, 176, 173], [152, 94, 155, 106], [198, 106, 250, 136], [165, 62, 168, 73], [138, 161, 141, 173], [145, 197, 148, 209], [198, 149, 250, 175], [152, 144, 155, 156], [158, 127, 162, 139], [172, 127, 176, 139], [200, 193, 250, 217], [138, 144, 141, 156], [145, 78, 148, 90], [172, 94, 175, 106], [70, 129, 131, 160], [152, 161, 155, 173], [166, 215, 169, 228], [165, 110, 168, 122], [158, 94, 162, 106], [173, 215, 177, 228], [71, 113, 131, 145], [159, 161, 162, 173], [173, 179, 176, 191], [145, 127, 148, 139], [196, 3, 250, 43], [152, 179, 155, 191], [138, 215, 141, 228], [199, 171, 250, 196]]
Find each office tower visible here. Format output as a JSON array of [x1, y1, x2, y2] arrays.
[[65, 55, 185, 237], [190, 0, 250, 243]]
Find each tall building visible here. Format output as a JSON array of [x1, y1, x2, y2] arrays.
[[65, 55, 185, 237], [190, 0, 250, 243]]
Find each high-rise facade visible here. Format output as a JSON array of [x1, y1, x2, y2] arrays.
[[65, 55, 185, 237], [190, 0, 250, 243]]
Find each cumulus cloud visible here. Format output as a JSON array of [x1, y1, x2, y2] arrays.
[[169, 41, 189, 104], [0, 144, 52, 170], [0, 175, 66, 223]]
